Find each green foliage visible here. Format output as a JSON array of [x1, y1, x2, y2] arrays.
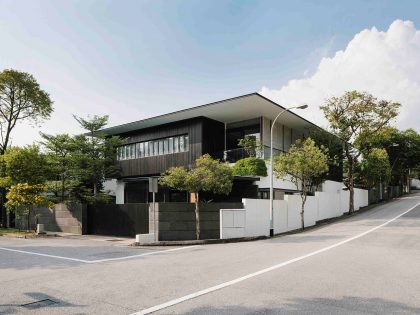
[[0, 145, 48, 186], [320, 91, 400, 213], [70, 115, 124, 203], [40, 133, 76, 202], [0, 69, 53, 154], [5, 183, 52, 230], [358, 148, 391, 189], [232, 157, 267, 177], [238, 136, 262, 157], [307, 127, 343, 182], [160, 154, 233, 196], [274, 138, 328, 229], [356, 127, 420, 185], [160, 154, 233, 239]]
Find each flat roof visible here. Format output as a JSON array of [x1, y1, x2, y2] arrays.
[[101, 93, 319, 136]]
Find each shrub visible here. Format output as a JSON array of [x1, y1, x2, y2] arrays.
[[232, 157, 267, 177]]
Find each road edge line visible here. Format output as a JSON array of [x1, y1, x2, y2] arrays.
[[131, 200, 420, 315]]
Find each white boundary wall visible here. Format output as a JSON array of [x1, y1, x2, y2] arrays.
[[220, 180, 369, 239]]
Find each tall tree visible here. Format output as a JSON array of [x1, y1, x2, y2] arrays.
[[307, 127, 343, 183], [320, 91, 400, 213], [358, 127, 420, 188], [40, 133, 76, 202], [0, 69, 53, 226], [0, 145, 48, 187], [0, 69, 53, 154], [5, 183, 51, 231], [72, 115, 123, 203], [274, 138, 329, 230], [160, 154, 233, 240], [358, 148, 392, 189]]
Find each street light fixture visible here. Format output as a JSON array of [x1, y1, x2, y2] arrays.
[[269, 104, 308, 237]]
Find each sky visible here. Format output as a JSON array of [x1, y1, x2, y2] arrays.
[[0, 0, 420, 146]]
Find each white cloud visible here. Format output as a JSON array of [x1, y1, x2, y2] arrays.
[[260, 20, 420, 131]]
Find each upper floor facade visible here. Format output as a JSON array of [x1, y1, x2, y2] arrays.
[[101, 93, 318, 179]]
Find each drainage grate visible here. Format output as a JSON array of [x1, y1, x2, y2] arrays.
[[21, 299, 57, 309], [106, 239, 123, 242]]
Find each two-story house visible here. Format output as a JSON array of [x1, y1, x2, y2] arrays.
[[101, 93, 325, 204]]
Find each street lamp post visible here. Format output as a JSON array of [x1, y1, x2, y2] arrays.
[[269, 104, 308, 237]]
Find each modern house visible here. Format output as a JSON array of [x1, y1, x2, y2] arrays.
[[101, 93, 334, 204]]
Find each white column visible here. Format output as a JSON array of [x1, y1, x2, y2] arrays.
[[116, 180, 125, 204]]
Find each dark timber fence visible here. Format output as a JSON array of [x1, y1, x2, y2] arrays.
[[157, 202, 243, 241], [87, 203, 149, 237]]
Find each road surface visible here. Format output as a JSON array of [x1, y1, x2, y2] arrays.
[[1, 193, 420, 314]]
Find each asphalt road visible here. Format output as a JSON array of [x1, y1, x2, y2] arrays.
[[1, 193, 420, 315]]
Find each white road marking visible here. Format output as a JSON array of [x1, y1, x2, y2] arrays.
[[87, 246, 199, 263], [0, 247, 90, 263], [132, 200, 420, 315], [0, 245, 198, 264]]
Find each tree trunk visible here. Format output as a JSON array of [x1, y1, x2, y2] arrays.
[[1, 189, 6, 228], [194, 192, 200, 240], [345, 145, 355, 214], [61, 174, 65, 202], [348, 159, 355, 214], [301, 201, 305, 230], [27, 208, 31, 232], [300, 189, 306, 230]]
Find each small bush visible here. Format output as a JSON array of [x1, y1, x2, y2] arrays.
[[232, 157, 267, 177]]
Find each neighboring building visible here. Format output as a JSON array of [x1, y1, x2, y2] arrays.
[[101, 93, 332, 204]]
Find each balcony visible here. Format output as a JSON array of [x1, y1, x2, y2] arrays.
[[222, 146, 284, 163]]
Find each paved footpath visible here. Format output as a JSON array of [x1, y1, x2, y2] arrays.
[[1, 193, 420, 314]]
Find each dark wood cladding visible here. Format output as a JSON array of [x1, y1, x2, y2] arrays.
[[202, 118, 225, 159], [117, 117, 225, 178]]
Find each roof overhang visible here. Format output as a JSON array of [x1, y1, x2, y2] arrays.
[[101, 93, 319, 136]]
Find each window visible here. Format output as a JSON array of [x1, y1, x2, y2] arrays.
[[125, 146, 130, 159], [139, 142, 144, 158], [168, 137, 174, 154], [163, 138, 169, 154], [144, 142, 149, 157], [149, 141, 154, 157], [184, 136, 190, 152], [131, 144, 136, 159], [179, 136, 184, 152], [174, 137, 179, 153], [158, 139, 164, 155], [153, 141, 158, 156], [116, 134, 189, 160]]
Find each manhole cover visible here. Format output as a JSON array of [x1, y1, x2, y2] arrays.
[[22, 299, 57, 309], [106, 239, 123, 242]]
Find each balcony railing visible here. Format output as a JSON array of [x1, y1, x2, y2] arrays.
[[222, 146, 284, 163]]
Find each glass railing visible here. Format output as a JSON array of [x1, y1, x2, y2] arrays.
[[222, 146, 284, 163]]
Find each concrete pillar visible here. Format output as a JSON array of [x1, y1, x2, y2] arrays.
[[116, 180, 125, 204]]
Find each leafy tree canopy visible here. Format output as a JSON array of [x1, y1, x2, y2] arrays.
[[356, 127, 420, 185], [238, 136, 263, 158], [71, 115, 124, 203], [160, 154, 233, 239], [5, 183, 52, 230], [274, 138, 329, 229], [0, 69, 53, 154], [321, 91, 400, 213], [232, 157, 267, 177], [0, 145, 48, 187], [358, 148, 391, 189]]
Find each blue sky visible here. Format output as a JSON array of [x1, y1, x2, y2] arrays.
[[1, 0, 420, 144]]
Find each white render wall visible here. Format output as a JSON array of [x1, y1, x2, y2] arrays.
[[115, 180, 125, 204], [412, 179, 420, 189], [220, 180, 369, 239], [257, 163, 297, 191]]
